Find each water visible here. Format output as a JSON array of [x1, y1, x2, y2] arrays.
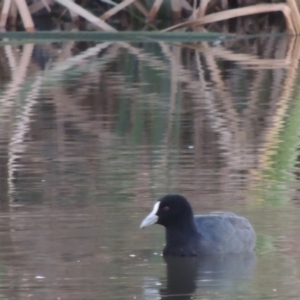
[[0, 34, 300, 299]]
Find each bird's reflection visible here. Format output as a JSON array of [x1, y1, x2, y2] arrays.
[[160, 252, 256, 300]]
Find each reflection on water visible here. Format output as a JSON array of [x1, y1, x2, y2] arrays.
[[0, 35, 300, 299], [161, 253, 256, 300]]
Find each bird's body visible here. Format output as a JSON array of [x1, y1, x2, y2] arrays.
[[140, 195, 256, 256]]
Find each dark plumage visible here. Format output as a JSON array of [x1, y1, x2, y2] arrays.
[[140, 194, 256, 256]]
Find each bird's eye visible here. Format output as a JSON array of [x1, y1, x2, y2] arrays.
[[162, 206, 169, 211]]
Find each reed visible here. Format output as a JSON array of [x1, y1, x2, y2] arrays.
[[0, 0, 299, 34]]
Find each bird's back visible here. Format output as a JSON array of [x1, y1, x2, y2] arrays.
[[194, 212, 256, 255]]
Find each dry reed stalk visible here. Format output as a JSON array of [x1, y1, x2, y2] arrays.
[[148, 0, 163, 21], [191, 0, 197, 19], [68, 0, 79, 23], [0, 0, 12, 28], [162, 3, 296, 35], [182, 0, 192, 12], [54, 0, 116, 31], [133, 0, 148, 17], [286, 0, 300, 34], [9, 0, 17, 27], [100, 0, 136, 21], [69, 11, 79, 23], [197, 0, 210, 18], [29, 0, 54, 14], [171, 0, 181, 19], [220, 0, 228, 10], [15, 0, 35, 31], [41, 0, 51, 11]]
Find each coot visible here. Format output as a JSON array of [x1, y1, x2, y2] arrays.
[[140, 195, 256, 256]]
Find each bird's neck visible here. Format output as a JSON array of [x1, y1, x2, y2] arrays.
[[164, 220, 200, 256]]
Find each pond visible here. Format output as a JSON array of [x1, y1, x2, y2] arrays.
[[0, 33, 300, 299]]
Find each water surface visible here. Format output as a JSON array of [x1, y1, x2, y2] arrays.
[[0, 35, 300, 299]]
